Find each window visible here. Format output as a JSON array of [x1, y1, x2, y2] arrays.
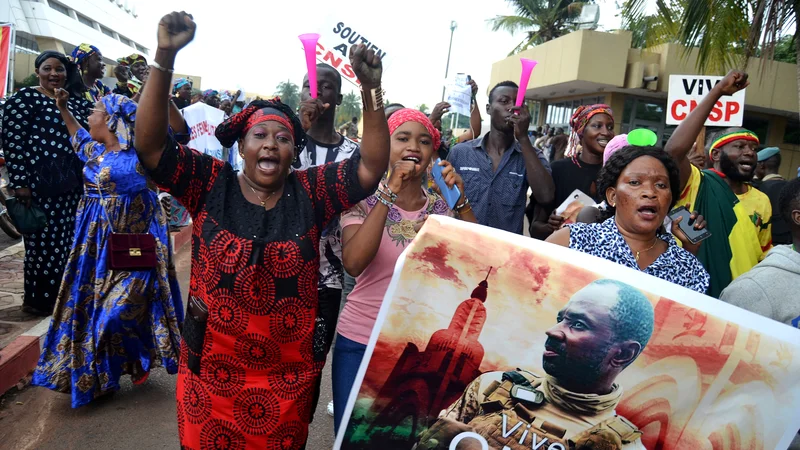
[[135, 43, 148, 55], [100, 26, 115, 39], [783, 117, 800, 145], [742, 116, 770, 145], [544, 96, 606, 128], [119, 35, 132, 46], [76, 14, 94, 28], [14, 32, 39, 52], [48, 1, 70, 16]]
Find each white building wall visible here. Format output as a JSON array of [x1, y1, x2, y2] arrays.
[[3, 0, 148, 61]]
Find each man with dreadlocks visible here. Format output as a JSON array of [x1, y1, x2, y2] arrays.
[[134, 11, 390, 449], [530, 104, 614, 240], [664, 69, 772, 298]]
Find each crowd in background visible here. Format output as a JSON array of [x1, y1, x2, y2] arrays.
[[0, 10, 798, 450]]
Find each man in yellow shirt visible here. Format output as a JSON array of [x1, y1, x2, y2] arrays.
[[664, 70, 772, 297]]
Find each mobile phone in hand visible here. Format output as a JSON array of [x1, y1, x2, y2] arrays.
[[668, 206, 711, 245], [431, 158, 461, 210]]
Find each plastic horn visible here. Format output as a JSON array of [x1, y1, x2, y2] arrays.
[[298, 33, 321, 98], [516, 58, 538, 107]]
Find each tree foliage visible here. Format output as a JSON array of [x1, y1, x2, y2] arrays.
[[488, 0, 589, 55], [274, 79, 300, 111], [337, 91, 362, 128]]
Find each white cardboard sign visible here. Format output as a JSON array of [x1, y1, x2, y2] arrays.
[[666, 75, 746, 126]]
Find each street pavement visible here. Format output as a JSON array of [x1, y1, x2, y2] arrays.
[[0, 240, 337, 450]]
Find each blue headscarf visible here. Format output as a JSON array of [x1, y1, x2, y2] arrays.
[[70, 43, 100, 67], [173, 78, 192, 93], [100, 94, 137, 149]]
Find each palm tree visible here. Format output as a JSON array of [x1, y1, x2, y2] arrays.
[[274, 80, 300, 111], [336, 92, 362, 126], [488, 0, 588, 55], [417, 104, 430, 114], [622, 0, 798, 109]]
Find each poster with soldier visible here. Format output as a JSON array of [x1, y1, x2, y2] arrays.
[[334, 216, 800, 450]]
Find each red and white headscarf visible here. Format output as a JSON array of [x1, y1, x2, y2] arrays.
[[388, 108, 441, 150], [566, 104, 614, 161]]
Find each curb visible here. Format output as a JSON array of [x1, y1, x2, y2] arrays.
[[0, 316, 50, 396]]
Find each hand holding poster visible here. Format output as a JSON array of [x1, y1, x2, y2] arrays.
[[445, 74, 473, 117], [335, 216, 800, 450], [315, 21, 389, 87], [666, 75, 746, 126]]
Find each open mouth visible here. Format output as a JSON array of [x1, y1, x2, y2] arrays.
[[597, 138, 610, 148], [637, 205, 659, 220], [402, 156, 421, 164], [738, 162, 755, 172], [257, 155, 280, 174]]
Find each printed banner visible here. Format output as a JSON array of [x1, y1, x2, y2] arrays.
[[182, 102, 226, 160], [666, 75, 746, 127], [335, 216, 800, 450], [0, 25, 12, 96], [316, 21, 389, 87]]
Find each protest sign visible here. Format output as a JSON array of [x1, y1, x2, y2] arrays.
[[182, 102, 226, 160], [315, 21, 389, 87], [445, 73, 472, 117], [666, 75, 746, 126], [335, 216, 800, 450]]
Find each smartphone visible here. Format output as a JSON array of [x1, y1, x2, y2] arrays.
[[466, 75, 471, 82], [668, 206, 711, 244], [431, 158, 461, 210]]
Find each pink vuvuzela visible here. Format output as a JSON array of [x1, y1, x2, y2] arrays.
[[298, 33, 321, 98], [516, 58, 538, 107]]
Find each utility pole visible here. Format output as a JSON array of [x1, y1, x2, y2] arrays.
[[441, 20, 457, 102]]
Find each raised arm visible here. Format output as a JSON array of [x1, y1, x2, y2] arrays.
[[134, 11, 196, 170], [664, 70, 749, 191], [342, 161, 417, 276], [54, 89, 84, 138], [457, 80, 482, 143], [348, 45, 390, 191], [509, 106, 554, 205]]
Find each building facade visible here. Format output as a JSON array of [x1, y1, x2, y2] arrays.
[[490, 30, 800, 180]]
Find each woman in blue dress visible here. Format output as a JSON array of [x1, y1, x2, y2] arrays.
[[32, 92, 183, 408]]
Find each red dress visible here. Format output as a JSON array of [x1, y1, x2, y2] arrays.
[[149, 137, 370, 449]]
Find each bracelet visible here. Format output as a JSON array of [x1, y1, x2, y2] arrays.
[[378, 183, 397, 202], [150, 61, 174, 73], [361, 85, 385, 111], [455, 198, 470, 211], [457, 205, 473, 215], [376, 191, 395, 209]]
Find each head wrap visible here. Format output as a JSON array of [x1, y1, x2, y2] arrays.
[[70, 43, 100, 66], [215, 98, 307, 153], [173, 78, 192, 93], [34, 51, 85, 99], [603, 134, 629, 166], [99, 94, 137, 149], [203, 89, 219, 98], [710, 130, 759, 155], [388, 108, 441, 151], [220, 91, 233, 102], [567, 104, 614, 159]]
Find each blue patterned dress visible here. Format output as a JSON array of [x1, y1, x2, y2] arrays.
[[33, 127, 183, 408]]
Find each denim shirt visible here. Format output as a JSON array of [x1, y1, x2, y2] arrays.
[[447, 134, 551, 234]]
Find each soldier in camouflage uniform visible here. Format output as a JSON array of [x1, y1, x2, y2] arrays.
[[415, 279, 654, 450]]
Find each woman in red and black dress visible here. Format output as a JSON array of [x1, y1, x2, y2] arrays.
[[134, 12, 390, 449]]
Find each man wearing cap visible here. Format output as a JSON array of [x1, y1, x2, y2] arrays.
[[756, 147, 790, 245], [664, 70, 772, 297]]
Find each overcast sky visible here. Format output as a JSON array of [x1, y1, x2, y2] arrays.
[[134, 0, 624, 108]]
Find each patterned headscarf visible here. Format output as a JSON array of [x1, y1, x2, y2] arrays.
[[173, 78, 192, 93], [203, 89, 219, 98], [567, 104, 614, 160], [215, 98, 306, 153], [99, 94, 137, 150], [70, 43, 100, 66], [388, 108, 441, 151]]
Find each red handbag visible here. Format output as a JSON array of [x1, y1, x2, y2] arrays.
[[108, 232, 157, 270], [99, 182, 158, 271]]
